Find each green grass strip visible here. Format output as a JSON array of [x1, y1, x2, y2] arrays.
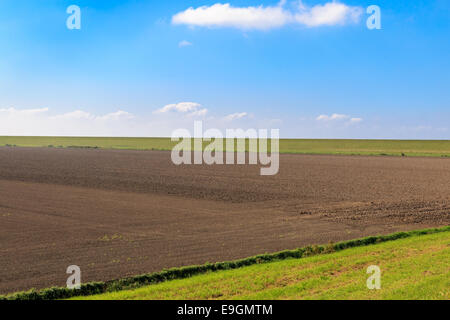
[[79, 231, 449, 300], [1, 226, 449, 301]]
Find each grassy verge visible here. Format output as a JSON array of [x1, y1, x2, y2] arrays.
[[1, 137, 450, 157], [79, 230, 449, 300], [1, 226, 448, 300]]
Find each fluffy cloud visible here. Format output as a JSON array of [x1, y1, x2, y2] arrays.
[[172, 1, 363, 30], [224, 112, 248, 121], [155, 102, 200, 113], [172, 2, 290, 30], [295, 2, 363, 27], [154, 102, 208, 117]]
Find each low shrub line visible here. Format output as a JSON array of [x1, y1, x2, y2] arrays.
[[1, 226, 449, 301]]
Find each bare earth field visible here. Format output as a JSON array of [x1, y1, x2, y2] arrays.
[[0, 147, 449, 294]]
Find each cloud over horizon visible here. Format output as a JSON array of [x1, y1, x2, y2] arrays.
[[0, 107, 137, 137], [154, 102, 208, 117], [1, 107, 448, 140], [51, 110, 134, 121], [316, 113, 363, 124], [172, 1, 363, 30]]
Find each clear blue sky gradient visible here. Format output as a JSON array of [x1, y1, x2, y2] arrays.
[[0, 0, 449, 138]]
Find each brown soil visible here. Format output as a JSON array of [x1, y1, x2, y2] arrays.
[[0, 147, 449, 294]]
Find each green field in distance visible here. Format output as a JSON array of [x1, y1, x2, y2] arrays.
[[1, 136, 450, 157]]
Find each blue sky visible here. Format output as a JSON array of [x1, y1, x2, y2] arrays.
[[0, 0, 449, 138]]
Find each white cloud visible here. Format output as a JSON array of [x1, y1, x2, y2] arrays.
[[52, 110, 134, 121], [172, 2, 290, 30], [154, 102, 208, 117], [316, 113, 349, 121], [295, 2, 363, 27], [1, 107, 448, 139], [349, 117, 363, 123], [172, 1, 363, 30], [178, 40, 193, 47], [316, 113, 363, 124], [0, 107, 49, 116], [0, 107, 137, 136], [155, 102, 201, 113], [51, 110, 94, 120], [224, 112, 248, 121], [98, 110, 135, 121], [188, 108, 208, 117]]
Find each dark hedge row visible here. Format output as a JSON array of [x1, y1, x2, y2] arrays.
[[1, 226, 448, 301]]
